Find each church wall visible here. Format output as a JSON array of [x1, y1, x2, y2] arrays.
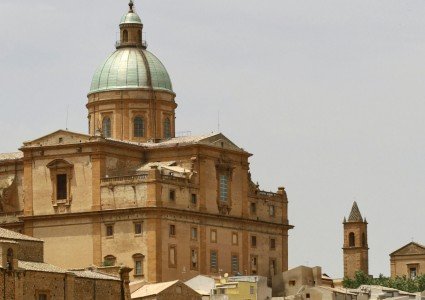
[[391, 254, 425, 278], [32, 218, 94, 269], [31, 154, 93, 215], [101, 213, 148, 279], [159, 214, 285, 282], [101, 183, 147, 210]]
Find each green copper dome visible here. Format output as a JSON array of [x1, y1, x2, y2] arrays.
[[89, 48, 173, 94], [120, 12, 142, 24]]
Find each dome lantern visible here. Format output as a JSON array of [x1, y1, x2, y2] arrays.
[[117, 0, 145, 49]]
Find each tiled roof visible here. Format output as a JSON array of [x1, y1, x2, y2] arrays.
[[0, 227, 43, 242], [348, 201, 363, 222], [19, 261, 67, 274], [19, 262, 121, 281], [105, 133, 218, 148], [132, 280, 179, 298], [71, 270, 120, 281], [0, 152, 23, 162]]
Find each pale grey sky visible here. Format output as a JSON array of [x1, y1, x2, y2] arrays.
[[1, 0, 424, 278]]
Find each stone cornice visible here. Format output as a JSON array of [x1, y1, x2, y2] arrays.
[[20, 206, 294, 230]]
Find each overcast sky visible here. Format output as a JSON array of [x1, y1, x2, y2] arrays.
[[1, 0, 425, 278]]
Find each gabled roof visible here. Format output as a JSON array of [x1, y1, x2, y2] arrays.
[[22, 129, 91, 148], [347, 201, 364, 222], [390, 242, 425, 257], [131, 280, 179, 298]]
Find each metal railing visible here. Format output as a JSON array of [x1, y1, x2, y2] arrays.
[[101, 174, 148, 184], [115, 40, 148, 48]]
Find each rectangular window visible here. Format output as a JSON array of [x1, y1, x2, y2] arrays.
[[135, 260, 143, 275], [211, 229, 217, 243], [191, 227, 198, 241], [169, 224, 176, 237], [250, 202, 257, 214], [251, 235, 257, 248], [231, 254, 239, 274], [56, 174, 67, 200], [210, 250, 218, 272], [251, 255, 258, 274], [270, 238, 276, 250], [169, 189, 176, 201], [270, 258, 277, 276], [38, 295, 47, 300], [250, 286, 255, 295], [191, 194, 197, 205], [106, 225, 114, 237], [410, 268, 417, 279], [190, 248, 198, 270], [269, 205, 275, 217], [169, 245, 177, 268], [232, 232, 238, 245], [134, 223, 143, 235], [219, 174, 229, 202]]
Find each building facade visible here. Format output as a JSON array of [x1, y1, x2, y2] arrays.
[[390, 242, 425, 279], [0, 227, 130, 300], [343, 202, 369, 279], [0, 1, 293, 283]]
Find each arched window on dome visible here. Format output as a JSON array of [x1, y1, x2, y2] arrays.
[[102, 117, 112, 138], [163, 117, 171, 139], [123, 30, 129, 43], [349, 232, 355, 247], [137, 30, 142, 43], [134, 116, 144, 138]]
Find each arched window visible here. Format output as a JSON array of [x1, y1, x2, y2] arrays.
[[102, 117, 111, 138], [7, 248, 13, 270], [123, 30, 128, 43], [133, 253, 145, 276], [362, 233, 366, 247], [163, 117, 171, 139], [138, 30, 142, 43], [103, 255, 116, 266], [134, 116, 144, 137], [349, 232, 355, 247]]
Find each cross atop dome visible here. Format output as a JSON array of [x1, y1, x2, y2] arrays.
[[129, 0, 134, 12]]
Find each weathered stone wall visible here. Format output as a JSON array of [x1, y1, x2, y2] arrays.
[[73, 277, 122, 300], [157, 283, 201, 300], [17, 240, 43, 263], [23, 271, 66, 299]]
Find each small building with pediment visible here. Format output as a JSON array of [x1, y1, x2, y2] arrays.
[[390, 242, 425, 278]]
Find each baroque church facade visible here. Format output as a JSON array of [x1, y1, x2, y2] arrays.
[[0, 2, 293, 282]]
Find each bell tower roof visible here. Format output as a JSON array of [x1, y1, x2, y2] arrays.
[[347, 201, 363, 222]]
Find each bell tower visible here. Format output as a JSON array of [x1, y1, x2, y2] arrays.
[[343, 201, 369, 278]]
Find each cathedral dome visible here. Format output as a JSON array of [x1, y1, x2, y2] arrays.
[[89, 48, 173, 95]]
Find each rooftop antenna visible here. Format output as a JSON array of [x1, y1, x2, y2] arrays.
[[65, 105, 69, 130]]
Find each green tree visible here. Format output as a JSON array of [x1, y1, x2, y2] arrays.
[[343, 271, 425, 293]]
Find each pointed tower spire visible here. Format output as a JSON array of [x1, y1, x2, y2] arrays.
[[348, 201, 363, 222]]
